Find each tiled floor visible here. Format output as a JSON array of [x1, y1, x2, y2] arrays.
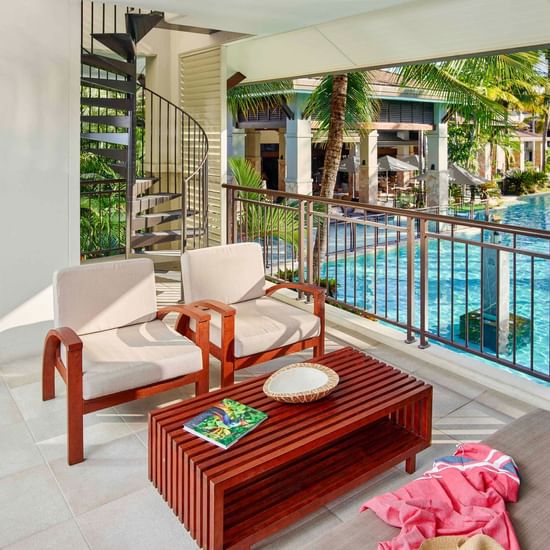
[[0, 283, 535, 549]]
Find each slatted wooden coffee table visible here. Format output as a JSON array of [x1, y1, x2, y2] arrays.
[[149, 347, 432, 550]]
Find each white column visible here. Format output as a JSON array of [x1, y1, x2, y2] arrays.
[[285, 119, 312, 194], [425, 120, 449, 207], [245, 129, 262, 173], [518, 141, 525, 171], [227, 124, 245, 183], [228, 127, 245, 159], [482, 233, 510, 354], [358, 130, 378, 204]]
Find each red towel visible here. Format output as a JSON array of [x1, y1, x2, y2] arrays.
[[360, 444, 520, 550]]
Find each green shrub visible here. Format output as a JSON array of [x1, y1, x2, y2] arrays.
[[500, 170, 548, 195]]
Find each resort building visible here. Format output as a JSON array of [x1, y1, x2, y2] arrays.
[[0, 0, 549, 549]]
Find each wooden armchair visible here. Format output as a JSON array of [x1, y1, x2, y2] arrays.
[[181, 243, 325, 387], [42, 258, 210, 465]]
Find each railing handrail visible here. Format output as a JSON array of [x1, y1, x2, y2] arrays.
[[140, 84, 209, 185], [223, 184, 550, 241], [226, 184, 550, 381]]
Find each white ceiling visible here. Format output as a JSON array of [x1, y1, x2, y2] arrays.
[[116, 0, 414, 35]]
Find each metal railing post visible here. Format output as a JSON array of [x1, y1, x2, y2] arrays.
[[418, 218, 430, 349], [226, 186, 234, 244], [306, 200, 314, 302], [298, 200, 306, 299], [405, 217, 416, 343]]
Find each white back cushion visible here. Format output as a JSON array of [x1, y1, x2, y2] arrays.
[[54, 258, 157, 335], [181, 243, 266, 304]]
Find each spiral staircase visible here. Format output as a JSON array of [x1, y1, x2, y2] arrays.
[[80, 2, 208, 262]]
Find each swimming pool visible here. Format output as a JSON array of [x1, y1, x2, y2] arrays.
[[324, 193, 550, 381]]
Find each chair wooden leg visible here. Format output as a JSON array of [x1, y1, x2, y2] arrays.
[[221, 359, 235, 387], [67, 351, 84, 465], [195, 369, 209, 395], [42, 346, 56, 402], [313, 337, 325, 358], [67, 395, 84, 465]]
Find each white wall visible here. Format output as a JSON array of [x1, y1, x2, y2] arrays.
[[0, 0, 81, 360]]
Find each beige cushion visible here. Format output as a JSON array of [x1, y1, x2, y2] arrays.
[[194, 297, 320, 358], [54, 258, 157, 335], [181, 243, 266, 304], [61, 320, 202, 400]]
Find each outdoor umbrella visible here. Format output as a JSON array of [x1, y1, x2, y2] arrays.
[[448, 163, 487, 186], [403, 154, 421, 169], [377, 155, 418, 202], [377, 155, 418, 172]]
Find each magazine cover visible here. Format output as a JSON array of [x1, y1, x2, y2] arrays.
[[183, 398, 267, 449]]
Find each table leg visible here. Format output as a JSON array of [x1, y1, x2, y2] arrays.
[[405, 454, 416, 474]]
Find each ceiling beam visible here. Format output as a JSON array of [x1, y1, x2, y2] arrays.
[[226, 0, 550, 83]]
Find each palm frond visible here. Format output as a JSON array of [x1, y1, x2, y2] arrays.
[[227, 80, 294, 118], [303, 72, 379, 135], [228, 157, 300, 251]]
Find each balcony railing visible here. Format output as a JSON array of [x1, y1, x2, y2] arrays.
[[224, 184, 550, 382]]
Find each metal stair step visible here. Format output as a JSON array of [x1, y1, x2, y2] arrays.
[[131, 227, 206, 248], [81, 53, 135, 77], [81, 77, 135, 94], [80, 97, 133, 111], [133, 192, 179, 210], [108, 163, 128, 177], [91, 33, 135, 60], [82, 147, 128, 162], [81, 115, 131, 128], [131, 230, 182, 248], [81, 132, 129, 146], [126, 12, 164, 43]]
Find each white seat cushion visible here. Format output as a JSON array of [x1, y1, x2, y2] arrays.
[[66, 320, 202, 400], [202, 297, 320, 358]]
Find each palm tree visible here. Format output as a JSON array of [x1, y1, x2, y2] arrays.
[[228, 157, 300, 254], [227, 52, 544, 278]]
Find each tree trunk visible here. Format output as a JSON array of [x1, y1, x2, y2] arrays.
[[312, 74, 348, 280]]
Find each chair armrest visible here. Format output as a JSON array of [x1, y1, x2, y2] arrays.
[[43, 328, 83, 385], [157, 305, 211, 324], [44, 327, 83, 352], [266, 282, 326, 320], [266, 282, 326, 300], [187, 300, 236, 318]]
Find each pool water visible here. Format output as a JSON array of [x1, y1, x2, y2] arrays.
[[324, 193, 550, 381]]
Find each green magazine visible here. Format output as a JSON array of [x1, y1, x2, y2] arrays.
[[183, 398, 267, 449]]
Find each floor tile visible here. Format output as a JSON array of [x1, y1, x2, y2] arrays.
[[363, 345, 423, 373], [11, 382, 131, 461], [0, 464, 72, 547], [414, 365, 487, 400], [254, 507, 342, 550], [113, 388, 187, 433], [430, 383, 472, 418], [4, 519, 88, 550], [77, 486, 197, 550], [49, 434, 148, 516], [0, 421, 44, 479], [37, 416, 135, 464], [0, 379, 23, 427], [475, 390, 537, 419], [434, 400, 512, 443], [0, 354, 42, 389]]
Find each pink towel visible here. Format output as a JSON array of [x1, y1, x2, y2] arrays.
[[360, 444, 520, 550]]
